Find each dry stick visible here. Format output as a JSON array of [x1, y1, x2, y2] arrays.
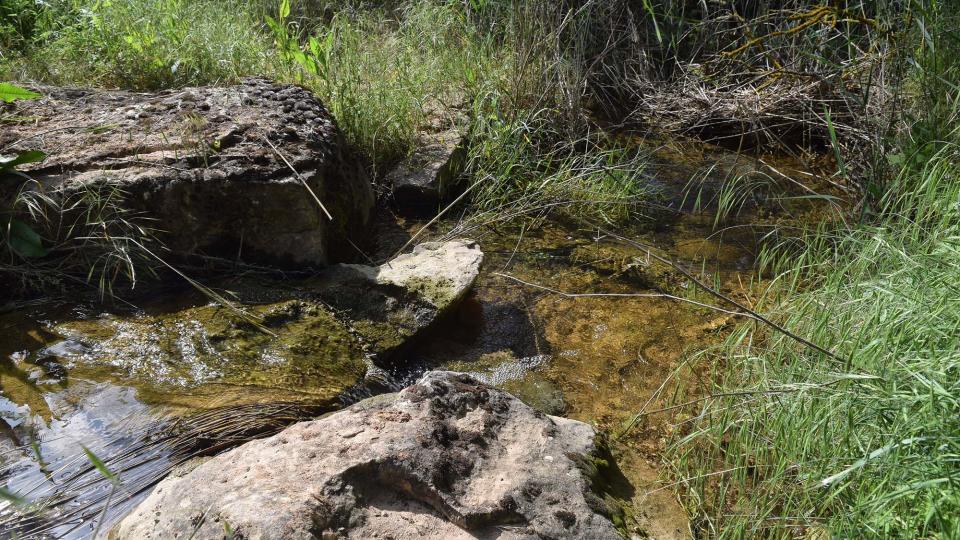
[[262, 136, 333, 221], [616, 357, 695, 440], [264, 135, 374, 264], [597, 227, 845, 364], [128, 238, 276, 337], [499, 223, 526, 272], [492, 273, 747, 317]]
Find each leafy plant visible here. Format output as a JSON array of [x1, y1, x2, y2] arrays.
[[265, 0, 332, 83], [0, 82, 40, 102]]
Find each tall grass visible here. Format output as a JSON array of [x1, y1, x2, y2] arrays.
[[1, 0, 270, 89], [670, 5, 960, 537], [2, 180, 163, 299]]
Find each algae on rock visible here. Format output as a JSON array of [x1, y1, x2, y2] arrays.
[[55, 299, 368, 408]]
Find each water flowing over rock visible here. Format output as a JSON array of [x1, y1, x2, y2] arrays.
[[1, 77, 374, 267], [113, 371, 622, 539], [44, 241, 483, 408]]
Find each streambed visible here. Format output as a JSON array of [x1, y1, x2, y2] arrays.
[[0, 138, 843, 538]]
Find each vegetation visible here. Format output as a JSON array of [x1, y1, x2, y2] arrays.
[[2, 0, 959, 537], [669, 5, 960, 538]]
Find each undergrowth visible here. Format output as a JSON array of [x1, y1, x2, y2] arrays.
[[1, 0, 270, 90], [670, 4, 960, 537]]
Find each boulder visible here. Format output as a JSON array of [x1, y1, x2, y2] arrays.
[[114, 371, 622, 539], [0, 77, 374, 267], [386, 128, 467, 215]]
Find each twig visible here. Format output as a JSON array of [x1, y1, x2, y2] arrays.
[[390, 177, 485, 260], [128, 239, 275, 337], [492, 272, 747, 317], [262, 136, 333, 221], [597, 228, 846, 364], [499, 223, 526, 272]]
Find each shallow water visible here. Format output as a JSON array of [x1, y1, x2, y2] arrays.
[[0, 137, 844, 538]]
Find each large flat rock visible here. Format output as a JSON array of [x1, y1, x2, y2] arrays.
[[1, 77, 374, 267], [311, 239, 484, 362], [114, 371, 622, 539]]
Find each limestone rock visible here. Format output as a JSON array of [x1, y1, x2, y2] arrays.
[[386, 128, 467, 214], [311, 239, 484, 362], [1, 77, 374, 267], [114, 371, 622, 539]]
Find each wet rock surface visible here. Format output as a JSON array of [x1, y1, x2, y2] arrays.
[[0, 77, 374, 267], [38, 240, 483, 408], [114, 371, 622, 540]]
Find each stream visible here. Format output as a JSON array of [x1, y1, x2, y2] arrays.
[[0, 137, 844, 538]]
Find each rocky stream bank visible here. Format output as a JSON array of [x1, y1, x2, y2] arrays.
[[1, 78, 841, 539]]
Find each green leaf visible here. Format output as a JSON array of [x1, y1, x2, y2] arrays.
[[82, 445, 120, 486], [265, 15, 280, 35], [278, 0, 290, 21], [0, 150, 46, 172], [0, 83, 41, 103], [323, 30, 334, 53], [7, 220, 48, 259]]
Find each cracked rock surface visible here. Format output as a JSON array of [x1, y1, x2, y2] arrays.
[[1, 77, 373, 267], [113, 371, 621, 539]]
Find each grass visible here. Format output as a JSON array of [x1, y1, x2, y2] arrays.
[[672, 147, 960, 538], [3, 179, 162, 299], [1, 0, 271, 90], [669, 5, 960, 537]]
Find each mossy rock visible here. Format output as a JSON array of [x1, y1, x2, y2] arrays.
[[55, 299, 367, 409]]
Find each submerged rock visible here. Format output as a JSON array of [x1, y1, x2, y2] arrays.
[[114, 371, 621, 539], [55, 299, 368, 408], [48, 240, 483, 408], [1, 77, 374, 267]]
